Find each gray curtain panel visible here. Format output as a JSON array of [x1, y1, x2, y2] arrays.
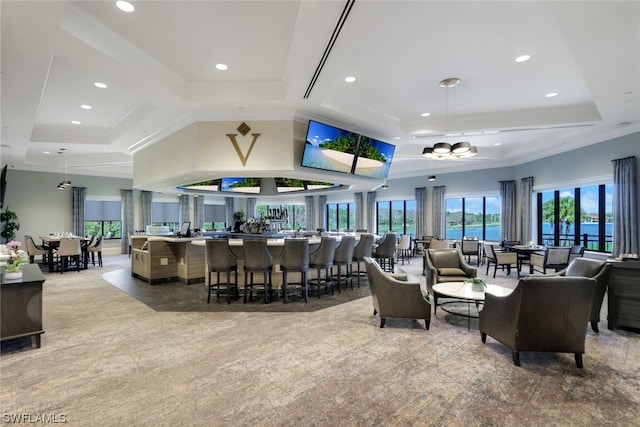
[[225, 197, 234, 229], [500, 180, 517, 242], [246, 197, 256, 219], [179, 194, 190, 225], [520, 177, 534, 244], [432, 186, 446, 239], [415, 187, 427, 239], [71, 187, 87, 237], [612, 156, 638, 256], [193, 196, 204, 231], [305, 196, 315, 230], [121, 189, 133, 254], [318, 195, 327, 230], [354, 192, 364, 231], [141, 190, 153, 231], [366, 191, 376, 233]]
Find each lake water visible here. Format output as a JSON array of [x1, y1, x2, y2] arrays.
[[446, 222, 613, 241]]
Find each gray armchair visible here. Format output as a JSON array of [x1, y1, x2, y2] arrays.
[[479, 276, 596, 368], [363, 257, 430, 330], [424, 249, 477, 296], [557, 258, 611, 333]]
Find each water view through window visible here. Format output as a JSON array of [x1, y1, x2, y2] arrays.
[[445, 196, 501, 241]]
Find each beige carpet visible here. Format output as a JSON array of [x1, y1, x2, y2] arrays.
[[1, 255, 639, 426]]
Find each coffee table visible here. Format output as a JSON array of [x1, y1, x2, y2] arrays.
[[432, 281, 513, 330]]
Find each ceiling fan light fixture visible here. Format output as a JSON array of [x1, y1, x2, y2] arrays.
[[422, 147, 434, 157]]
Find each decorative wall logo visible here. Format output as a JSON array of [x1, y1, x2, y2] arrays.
[[226, 122, 261, 166]]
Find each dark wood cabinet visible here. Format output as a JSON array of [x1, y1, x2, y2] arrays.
[[1, 264, 46, 348], [607, 260, 640, 331]]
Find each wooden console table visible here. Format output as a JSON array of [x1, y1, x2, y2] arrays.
[[1, 264, 46, 348]]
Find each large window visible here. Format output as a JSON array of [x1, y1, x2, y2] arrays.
[[445, 196, 501, 241], [204, 204, 227, 231], [326, 203, 355, 231], [537, 184, 613, 252], [376, 200, 416, 236], [85, 200, 122, 239], [256, 204, 306, 230], [152, 202, 179, 231]]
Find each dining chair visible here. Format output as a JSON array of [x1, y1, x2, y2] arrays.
[[24, 235, 48, 264], [395, 234, 411, 265], [88, 236, 103, 267], [205, 239, 239, 304], [57, 237, 82, 273], [280, 238, 310, 303]]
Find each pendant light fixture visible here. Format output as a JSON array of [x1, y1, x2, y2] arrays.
[[57, 148, 71, 189], [423, 78, 478, 160]]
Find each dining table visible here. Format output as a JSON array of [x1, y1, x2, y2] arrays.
[[39, 235, 92, 273], [503, 244, 545, 276]]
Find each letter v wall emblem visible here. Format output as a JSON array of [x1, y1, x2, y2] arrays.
[[226, 133, 261, 166]]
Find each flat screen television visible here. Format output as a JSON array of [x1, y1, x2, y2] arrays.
[[301, 120, 359, 174], [220, 177, 261, 194], [275, 178, 306, 193], [179, 221, 191, 237], [302, 120, 395, 180], [352, 136, 395, 180]]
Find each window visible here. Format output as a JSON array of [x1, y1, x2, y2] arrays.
[[537, 184, 613, 252], [256, 204, 306, 230], [445, 196, 501, 241], [204, 204, 226, 231], [85, 200, 122, 239], [152, 202, 179, 231], [325, 203, 355, 231], [376, 200, 416, 236]]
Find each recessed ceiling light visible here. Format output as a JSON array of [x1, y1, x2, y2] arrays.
[[421, 112, 431, 117], [94, 82, 107, 89], [494, 142, 502, 146], [215, 63, 228, 71], [345, 76, 356, 83], [80, 104, 92, 110], [394, 137, 400, 140], [515, 55, 531, 63], [545, 92, 558, 98], [71, 120, 81, 125], [43, 151, 50, 154], [116, 1, 135, 13]]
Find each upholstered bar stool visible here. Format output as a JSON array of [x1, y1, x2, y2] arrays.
[[205, 239, 239, 304], [243, 239, 274, 304], [352, 233, 375, 288], [280, 238, 310, 303], [332, 235, 355, 292], [308, 237, 336, 298], [374, 232, 397, 272]]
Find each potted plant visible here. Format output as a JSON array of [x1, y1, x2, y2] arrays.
[[0, 207, 20, 243], [232, 211, 245, 232], [470, 277, 486, 292]]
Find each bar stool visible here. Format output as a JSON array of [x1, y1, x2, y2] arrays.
[[243, 239, 274, 304], [88, 236, 103, 267], [280, 238, 310, 303], [332, 235, 355, 292], [395, 234, 411, 265], [205, 239, 239, 304], [374, 232, 397, 272], [352, 233, 375, 287], [308, 237, 336, 298]]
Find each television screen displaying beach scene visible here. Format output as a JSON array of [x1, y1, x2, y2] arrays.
[[220, 177, 262, 194], [302, 120, 358, 174], [353, 137, 395, 179]]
